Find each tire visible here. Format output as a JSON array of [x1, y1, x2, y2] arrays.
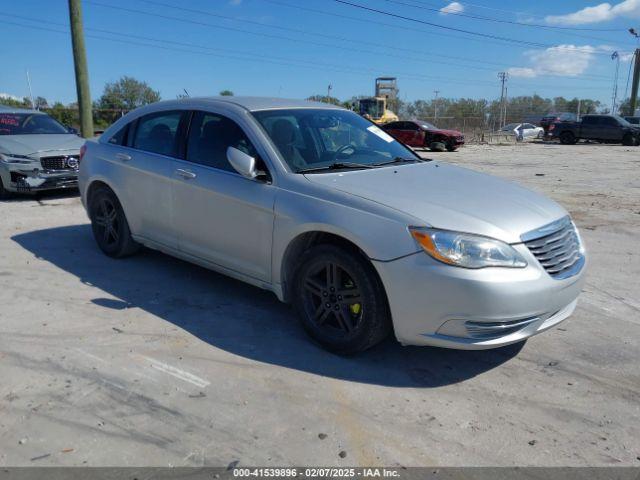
[[88, 186, 140, 258], [430, 141, 447, 152], [445, 143, 458, 152], [559, 131, 576, 145], [622, 133, 636, 146], [0, 176, 12, 200], [292, 244, 392, 355], [537, 130, 544, 139]]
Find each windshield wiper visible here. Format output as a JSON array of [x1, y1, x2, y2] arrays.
[[373, 157, 423, 167], [297, 162, 377, 174]]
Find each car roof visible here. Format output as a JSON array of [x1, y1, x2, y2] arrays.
[[164, 96, 343, 112], [0, 104, 44, 114]]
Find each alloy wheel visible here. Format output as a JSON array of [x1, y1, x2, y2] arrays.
[[301, 261, 363, 337], [93, 197, 120, 247]]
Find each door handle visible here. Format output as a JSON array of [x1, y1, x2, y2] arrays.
[[175, 168, 196, 179], [116, 153, 132, 161]]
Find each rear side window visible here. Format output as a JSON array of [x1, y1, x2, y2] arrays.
[[582, 116, 597, 125], [186, 111, 258, 172], [132, 111, 183, 156]]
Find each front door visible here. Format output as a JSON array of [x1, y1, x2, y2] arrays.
[[172, 111, 276, 282]]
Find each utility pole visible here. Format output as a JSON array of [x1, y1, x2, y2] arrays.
[[327, 84, 333, 103], [611, 51, 620, 115], [631, 49, 640, 115], [498, 72, 508, 128], [68, 0, 93, 138], [577, 99, 582, 121], [433, 90, 440, 122]]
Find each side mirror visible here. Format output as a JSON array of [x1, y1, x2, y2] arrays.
[[227, 146, 262, 179]]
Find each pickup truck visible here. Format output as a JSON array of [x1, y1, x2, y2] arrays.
[[550, 114, 640, 145]]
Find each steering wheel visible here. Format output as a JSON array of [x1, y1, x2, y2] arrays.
[[335, 144, 357, 158]]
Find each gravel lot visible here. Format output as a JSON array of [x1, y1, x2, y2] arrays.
[[0, 142, 638, 467]]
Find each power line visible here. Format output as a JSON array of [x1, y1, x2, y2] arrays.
[[124, 0, 609, 80], [397, 0, 623, 32], [330, 0, 625, 54], [0, 17, 611, 94], [265, 0, 627, 57]]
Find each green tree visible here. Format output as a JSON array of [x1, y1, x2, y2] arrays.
[[46, 102, 77, 128], [34, 96, 48, 109], [97, 76, 161, 110], [219, 90, 234, 96], [307, 95, 342, 106]]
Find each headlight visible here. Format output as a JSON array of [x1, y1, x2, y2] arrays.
[[0, 153, 34, 164], [409, 227, 527, 269]]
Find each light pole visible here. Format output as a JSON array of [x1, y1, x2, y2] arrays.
[[433, 90, 440, 122], [611, 51, 620, 115], [628, 29, 640, 115], [327, 84, 333, 103]]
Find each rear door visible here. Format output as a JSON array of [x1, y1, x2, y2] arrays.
[[172, 110, 276, 282], [110, 110, 186, 249], [580, 116, 599, 139]]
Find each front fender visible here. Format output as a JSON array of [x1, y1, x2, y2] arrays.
[[271, 188, 420, 292]]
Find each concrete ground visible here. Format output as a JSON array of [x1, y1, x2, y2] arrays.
[[0, 142, 638, 467]]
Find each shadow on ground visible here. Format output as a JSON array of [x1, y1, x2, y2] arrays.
[[12, 224, 523, 388], [0, 189, 79, 203]]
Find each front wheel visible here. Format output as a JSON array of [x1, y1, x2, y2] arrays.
[[293, 245, 392, 354], [622, 133, 637, 146], [89, 186, 140, 258], [0, 176, 12, 200], [445, 143, 458, 152]]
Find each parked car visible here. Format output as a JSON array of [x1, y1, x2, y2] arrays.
[[499, 123, 544, 141], [79, 97, 586, 354], [550, 114, 640, 145], [0, 106, 84, 198], [381, 120, 464, 152], [540, 112, 577, 136], [624, 116, 640, 125]]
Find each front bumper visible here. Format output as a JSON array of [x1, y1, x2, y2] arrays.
[[373, 244, 586, 349], [3, 166, 78, 193]]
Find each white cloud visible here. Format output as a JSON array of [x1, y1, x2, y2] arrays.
[[508, 44, 599, 78], [546, 0, 640, 25], [439, 2, 464, 15], [229, 0, 242, 5]]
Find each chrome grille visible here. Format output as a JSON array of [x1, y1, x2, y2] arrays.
[[40, 156, 79, 171], [523, 216, 584, 279]]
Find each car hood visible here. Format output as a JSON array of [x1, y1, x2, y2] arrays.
[[304, 162, 567, 244], [0, 134, 84, 156], [427, 128, 463, 136]]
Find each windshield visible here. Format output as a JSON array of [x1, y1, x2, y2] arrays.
[[614, 115, 633, 127], [417, 121, 436, 130], [0, 113, 70, 135], [252, 109, 420, 173], [358, 99, 384, 119]]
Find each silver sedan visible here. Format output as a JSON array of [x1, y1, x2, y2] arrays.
[[79, 97, 586, 354]]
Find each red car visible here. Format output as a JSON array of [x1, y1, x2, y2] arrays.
[[382, 120, 465, 152]]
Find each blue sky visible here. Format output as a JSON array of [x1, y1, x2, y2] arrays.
[[2, 0, 640, 106]]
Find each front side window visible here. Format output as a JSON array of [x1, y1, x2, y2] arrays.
[[132, 110, 183, 156], [0, 113, 69, 135], [186, 111, 258, 172], [252, 109, 419, 172]]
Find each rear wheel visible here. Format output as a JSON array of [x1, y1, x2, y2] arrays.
[[293, 245, 391, 354], [559, 131, 576, 145], [89, 186, 140, 258]]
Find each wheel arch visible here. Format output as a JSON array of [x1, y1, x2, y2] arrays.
[[278, 230, 384, 304]]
